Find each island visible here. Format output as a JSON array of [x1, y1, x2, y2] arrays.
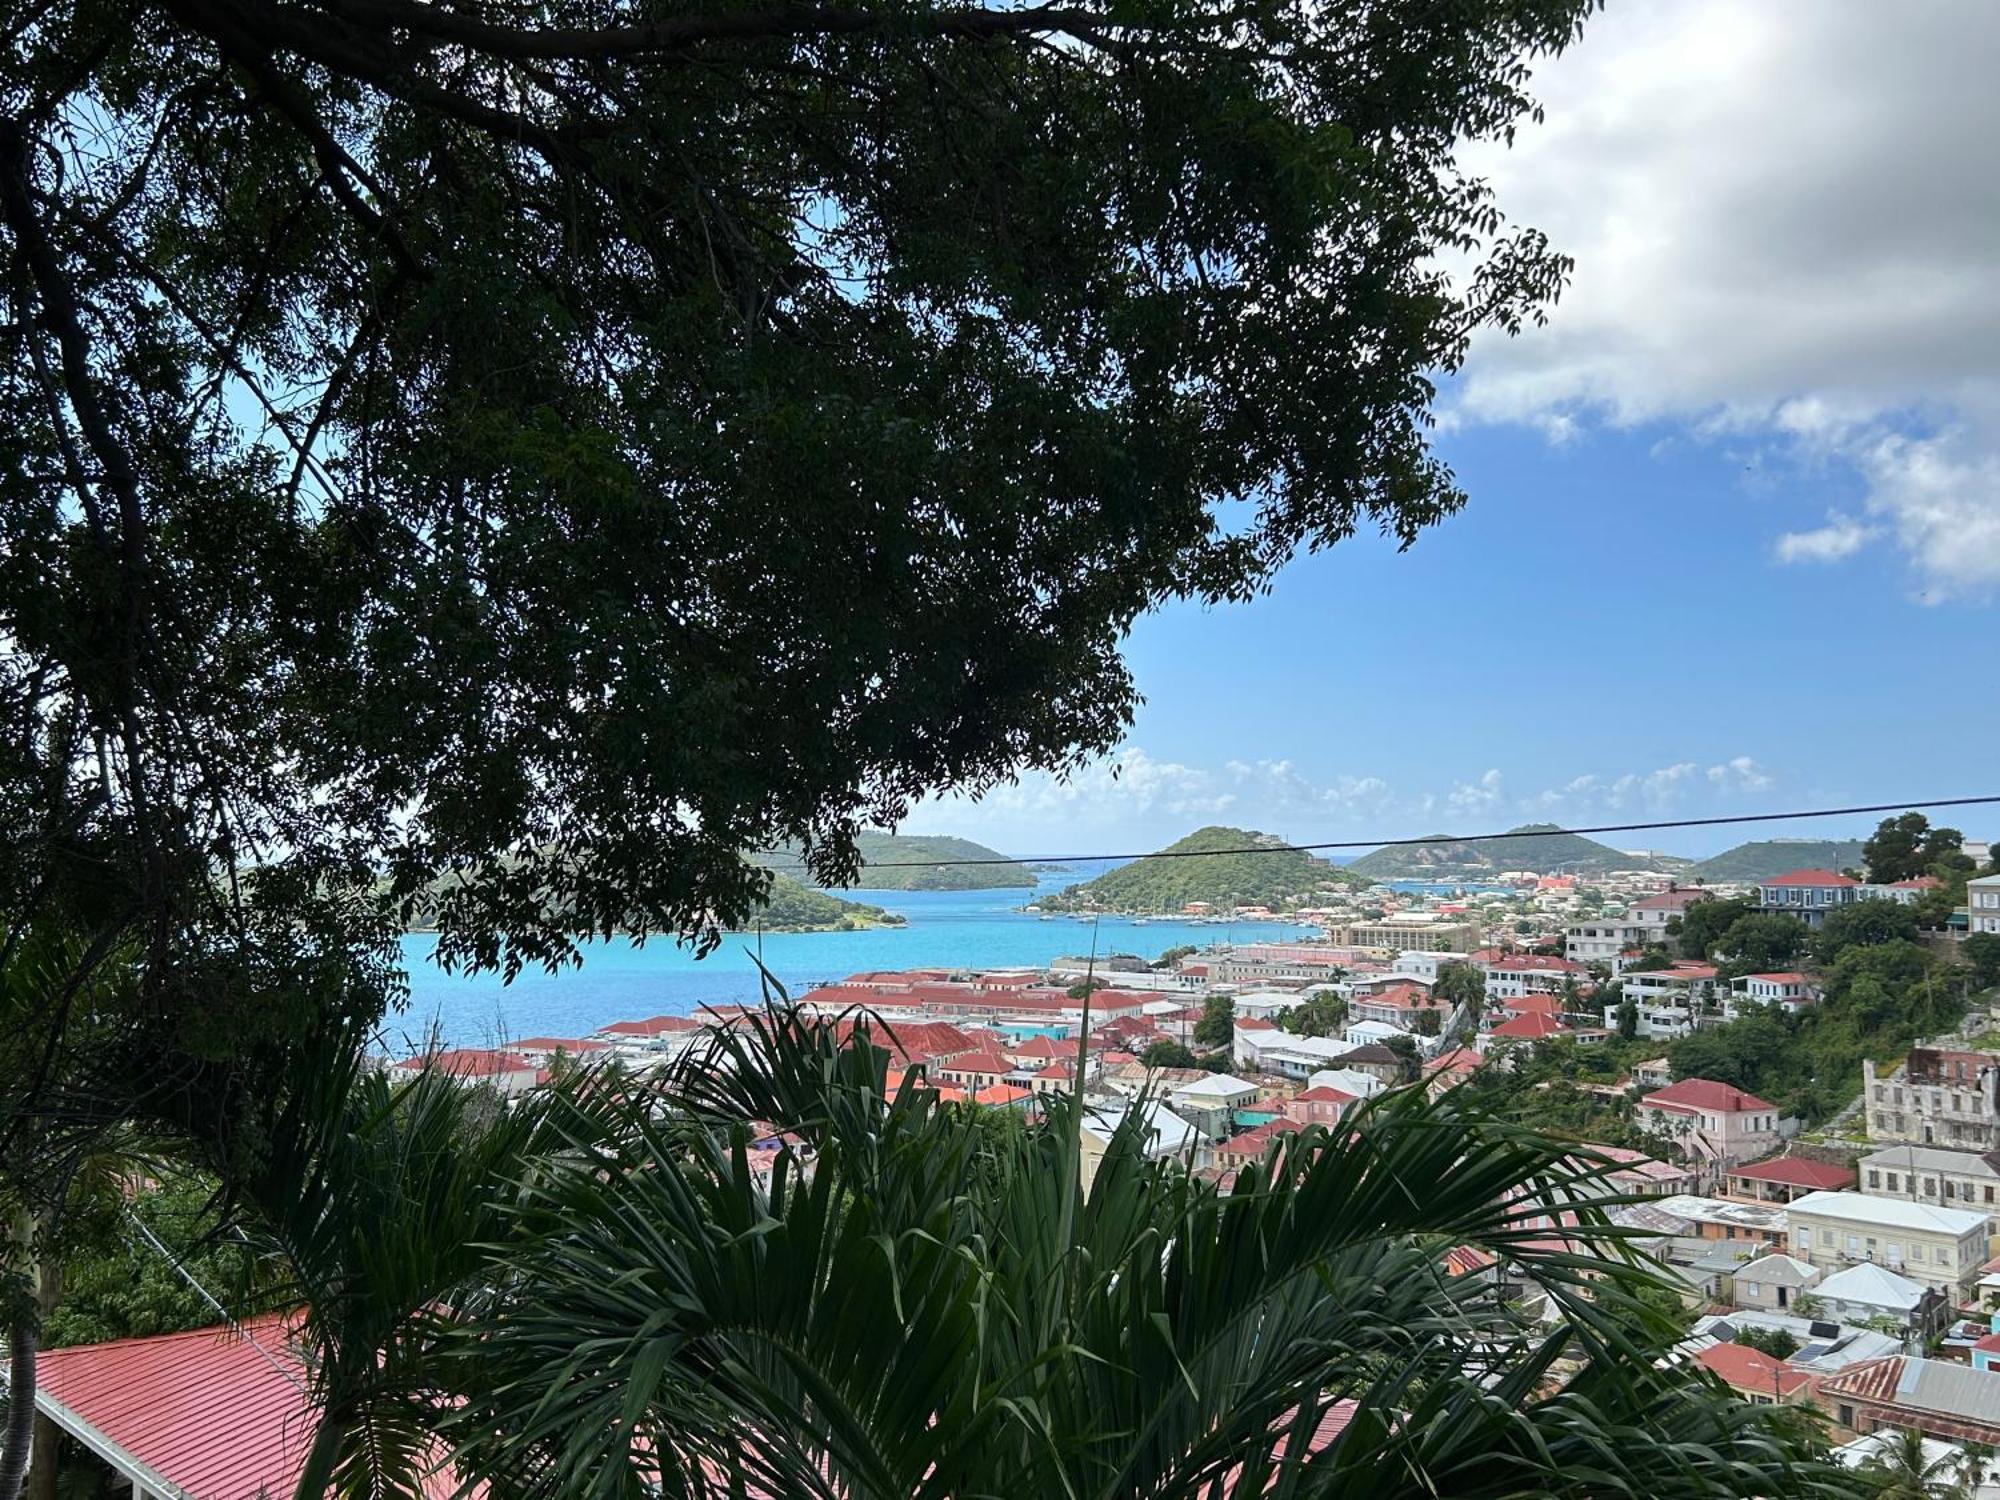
[[1344, 823, 1690, 880], [1031, 825, 1358, 914], [755, 831, 1035, 891]]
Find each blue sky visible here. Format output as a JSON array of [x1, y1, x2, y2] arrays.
[[910, 1, 2000, 861]]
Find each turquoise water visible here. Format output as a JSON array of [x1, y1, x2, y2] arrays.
[[1233, 1110, 1279, 1128], [397, 872, 1316, 1050], [997, 1023, 1073, 1042]]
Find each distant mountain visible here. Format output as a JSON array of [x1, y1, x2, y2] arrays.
[[1036, 826, 1358, 912], [757, 831, 1035, 891], [1687, 838, 1866, 883], [1346, 823, 1686, 879]]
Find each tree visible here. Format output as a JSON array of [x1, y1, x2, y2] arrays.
[[1380, 1032, 1423, 1086], [1675, 898, 1750, 962], [1139, 1039, 1199, 1071], [1067, 978, 1110, 1001], [1155, 946, 1199, 971], [1713, 914, 1810, 977], [1856, 1423, 1982, 1500], [1192, 994, 1235, 1050], [1280, 993, 1348, 1039], [1966, 934, 2000, 992], [435, 1009, 1838, 1497], [1864, 813, 1965, 886], [1815, 899, 1921, 962], [1616, 998, 1640, 1042], [1412, 1009, 1442, 1038], [1733, 1325, 1798, 1361], [1434, 961, 1487, 1019]]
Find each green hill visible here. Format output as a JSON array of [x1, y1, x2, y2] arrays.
[[739, 873, 903, 931], [1346, 823, 1685, 879], [757, 831, 1034, 891], [1686, 838, 1866, 883], [1036, 826, 1356, 912]]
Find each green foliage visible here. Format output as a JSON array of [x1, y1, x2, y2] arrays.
[[1435, 961, 1487, 1015], [1675, 898, 1750, 961], [1193, 994, 1235, 1049], [1617, 998, 1639, 1041], [1632, 944, 1677, 972], [742, 874, 901, 932], [1042, 826, 1356, 913], [44, 1175, 274, 1349], [1667, 939, 1959, 1123], [1687, 841, 1866, 884], [1965, 934, 2000, 991], [1139, 1039, 1199, 1071], [1713, 915, 1811, 977], [758, 833, 1034, 891], [1348, 824, 1685, 879], [436, 1008, 1846, 1498], [1813, 899, 1920, 962], [1463, 1039, 1662, 1152], [1733, 1325, 1799, 1361], [1154, 945, 1198, 969], [1067, 978, 1110, 1001], [1863, 813, 1964, 886], [1280, 993, 1348, 1038]]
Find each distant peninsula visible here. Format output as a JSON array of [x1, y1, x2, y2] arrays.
[[737, 873, 904, 932], [1345, 823, 1689, 879], [1686, 837, 1866, 883], [757, 831, 1035, 891], [1033, 825, 1357, 913]]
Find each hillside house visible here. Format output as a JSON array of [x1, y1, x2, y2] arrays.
[[1636, 1079, 1785, 1166]]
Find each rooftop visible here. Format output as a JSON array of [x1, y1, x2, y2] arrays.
[[1641, 1078, 1778, 1115], [1728, 1156, 1856, 1190], [1764, 868, 1859, 888], [1787, 1190, 1989, 1236]]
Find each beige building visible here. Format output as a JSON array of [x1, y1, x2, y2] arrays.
[[1786, 1191, 1990, 1299], [1323, 917, 1480, 953]]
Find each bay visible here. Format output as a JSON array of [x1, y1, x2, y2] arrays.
[[396, 870, 1320, 1051]]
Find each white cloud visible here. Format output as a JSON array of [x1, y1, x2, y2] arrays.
[[1453, 0, 2000, 590], [908, 749, 1778, 849], [1775, 513, 1876, 565]]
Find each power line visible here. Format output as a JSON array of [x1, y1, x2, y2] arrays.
[[759, 795, 2000, 871], [122, 1206, 309, 1397]]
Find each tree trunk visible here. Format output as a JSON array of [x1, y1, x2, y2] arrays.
[[23, 1414, 57, 1500], [292, 1410, 346, 1500], [0, 1317, 38, 1500]]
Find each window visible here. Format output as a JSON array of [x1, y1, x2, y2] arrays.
[[1985, 1185, 1993, 1205], [1822, 1228, 1835, 1247], [1838, 1405, 1855, 1429], [1925, 1178, 1938, 1196], [1887, 1173, 1901, 1192], [1868, 1170, 1881, 1188]]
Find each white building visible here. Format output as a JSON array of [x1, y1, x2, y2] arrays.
[[1725, 972, 1820, 1020], [1787, 1191, 1990, 1298], [1390, 950, 1467, 984]]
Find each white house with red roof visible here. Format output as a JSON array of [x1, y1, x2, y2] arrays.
[[392, 1047, 544, 1096], [1610, 961, 1725, 1040], [1725, 972, 1821, 1020], [1231, 1015, 1281, 1070], [1347, 982, 1447, 1031], [1637, 1078, 1787, 1165], [593, 1012, 705, 1057]]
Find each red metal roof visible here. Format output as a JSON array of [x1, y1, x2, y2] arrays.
[[1641, 1077, 1777, 1115], [37, 1316, 314, 1500], [1765, 869, 1858, 887], [392, 1047, 536, 1077], [1694, 1342, 1811, 1397], [1489, 1013, 1568, 1039], [597, 1014, 701, 1036], [1729, 1156, 1856, 1190]]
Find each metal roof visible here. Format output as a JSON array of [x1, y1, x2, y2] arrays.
[[1788, 1190, 1989, 1236]]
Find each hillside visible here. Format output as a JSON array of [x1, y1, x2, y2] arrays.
[[1346, 823, 1685, 879], [756, 831, 1034, 891], [1036, 826, 1356, 912], [1687, 838, 1866, 883], [737, 873, 903, 932]]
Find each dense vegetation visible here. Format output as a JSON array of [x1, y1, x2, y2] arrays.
[[1685, 839, 1867, 883], [1039, 826, 1358, 912], [756, 833, 1035, 891], [739, 875, 902, 932], [1665, 903, 1969, 1124], [1348, 824, 1686, 878]]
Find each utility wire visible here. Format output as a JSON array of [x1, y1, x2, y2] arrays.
[[122, 1205, 310, 1397], [758, 795, 2000, 871]]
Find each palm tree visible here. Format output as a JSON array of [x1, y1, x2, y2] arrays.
[[431, 1008, 1857, 1499], [1857, 1424, 1982, 1498], [230, 1028, 569, 1498]]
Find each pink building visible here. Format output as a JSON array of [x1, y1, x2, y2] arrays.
[[1637, 1078, 1784, 1165]]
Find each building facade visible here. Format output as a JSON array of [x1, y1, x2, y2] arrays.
[[1785, 1191, 1989, 1299], [1863, 1048, 2000, 1151], [1858, 1143, 2000, 1221], [1971, 873, 2000, 937]]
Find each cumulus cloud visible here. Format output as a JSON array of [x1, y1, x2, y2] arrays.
[[1452, 0, 2000, 590], [1775, 513, 1877, 565], [909, 750, 1778, 849]]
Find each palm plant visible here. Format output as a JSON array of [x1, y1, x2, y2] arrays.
[[1857, 1426, 1983, 1499], [436, 1008, 1859, 1499], [232, 1029, 569, 1498]]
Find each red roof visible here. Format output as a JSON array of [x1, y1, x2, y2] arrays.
[[1765, 869, 1858, 887], [392, 1047, 535, 1077], [510, 1036, 609, 1053], [597, 1014, 700, 1037], [1742, 972, 1811, 986], [973, 1083, 1033, 1106], [1694, 1342, 1810, 1397], [1729, 1156, 1855, 1190], [1642, 1078, 1777, 1115], [1236, 1017, 1278, 1032], [939, 1050, 1015, 1076], [1007, 1036, 1065, 1059], [1892, 876, 1943, 890], [35, 1317, 464, 1500], [1294, 1085, 1358, 1104], [1489, 1013, 1568, 1040], [1974, 1333, 2000, 1354], [1425, 1047, 1483, 1073], [837, 1019, 983, 1064]]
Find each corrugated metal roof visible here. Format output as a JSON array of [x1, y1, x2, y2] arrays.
[[35, 1316, 313, 1500]]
